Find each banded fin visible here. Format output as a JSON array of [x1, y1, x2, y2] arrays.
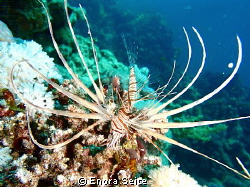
[[122, 34, 138, 109]]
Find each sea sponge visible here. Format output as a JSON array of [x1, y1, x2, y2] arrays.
[[149, 164, 205, 187]]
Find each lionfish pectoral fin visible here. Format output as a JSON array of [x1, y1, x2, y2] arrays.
[[149, 35, 242, 121], [149, 27, 192, 111], [141, 128, 250, 180], [63, 0, 105, 104], [147, 27, 206, 118], [106, 132, 123, 149], [236, 157, 250, 178], [79, 4, 105, 102], [10, 60, 107, 115], [27, 110, 103, 150], [141, 132, 174, 165], [38, 0, 102, 104], [140, 115, 250, 128]]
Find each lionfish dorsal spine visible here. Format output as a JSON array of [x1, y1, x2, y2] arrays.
[[128, 66, 137, 110], [122, 34, 138, 110]]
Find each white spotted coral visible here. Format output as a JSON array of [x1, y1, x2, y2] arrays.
[[0, 147, 13, 171], [0, 40, 63, 119], [149, 164, 205, 187]]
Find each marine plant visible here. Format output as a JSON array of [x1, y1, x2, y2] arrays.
[[8, 0, 250, 185]]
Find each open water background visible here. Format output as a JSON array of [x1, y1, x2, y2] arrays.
[[116, 0, 250, 87]]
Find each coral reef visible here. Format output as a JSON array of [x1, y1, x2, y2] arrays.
[[1, 1, 250, 187], [0, 4, 165, 184], [149, 164, 205, 187], [0, 39, 62, 121], [0, 0, 47, 38], [0, 21, 14, 42], [0, 105, 165, 186], [0, 17, 165, 187], [0, 147, 13, 171], [0, 0, 81, 41]]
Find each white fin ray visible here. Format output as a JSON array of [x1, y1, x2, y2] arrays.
[[140, 127, 250, 180], [147, 27, 206, 118], [11, 60, 107, 115], [38, 0, 100, 104], [149, 28, 192, 110], [63, 0, 104, 104], [140, 115, 250, 128], [79, 4, 105, 102], [150, 35, 242, 121], [27, 113, 103, 149], [141, 60, 176, 110]]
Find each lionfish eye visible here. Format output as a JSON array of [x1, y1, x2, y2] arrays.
[[103, 84, 108, 90]]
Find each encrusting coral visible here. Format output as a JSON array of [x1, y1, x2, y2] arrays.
[[148, 164, 206, 187], [0, 40, 62, 122], [0, 21, 14, 42], [0, 147, 13, 171]]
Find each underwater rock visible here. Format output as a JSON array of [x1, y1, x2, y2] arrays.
[[0, 0, 82, 68], [0, 0, 48, 39], [0, 0, 81, 40]]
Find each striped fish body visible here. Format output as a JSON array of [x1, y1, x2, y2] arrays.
[[107, 66, 137, 148]]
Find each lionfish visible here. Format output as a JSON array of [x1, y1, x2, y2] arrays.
[[10, 0, 250, 180]]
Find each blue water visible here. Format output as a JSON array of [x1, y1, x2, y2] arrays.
[[116, 0, 250, 86]]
